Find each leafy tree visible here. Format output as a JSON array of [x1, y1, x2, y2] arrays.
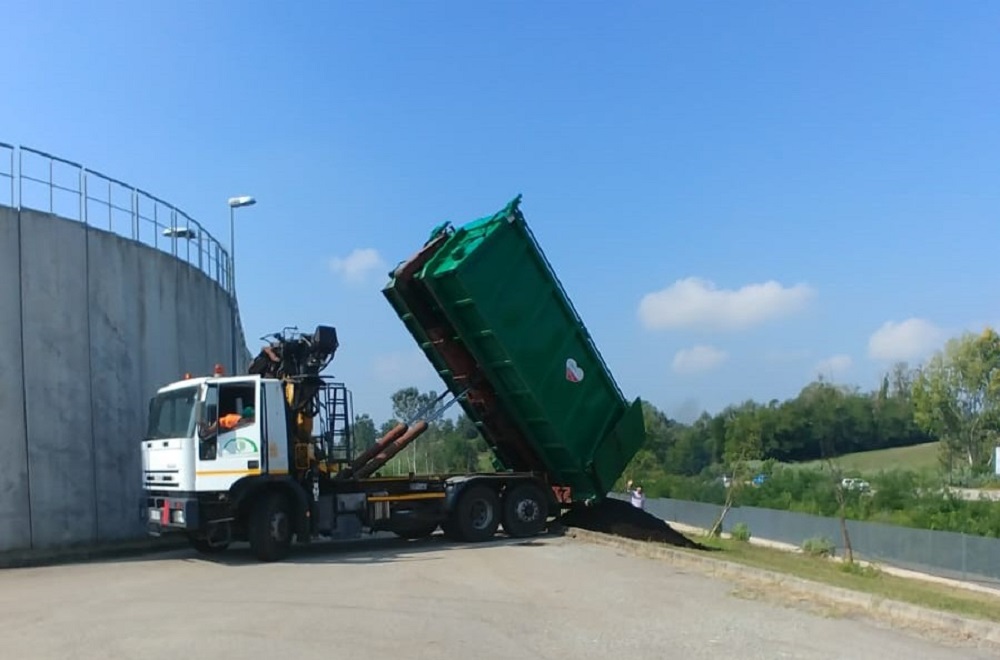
[[439, 431, 483, 473], [371, 386, 499, 475], [391, 387, 441, 425], [912, 328, 1000, 477], [708, 401, 763, 537], [389, 387, 442, 473], [351, 413, 377, 454]]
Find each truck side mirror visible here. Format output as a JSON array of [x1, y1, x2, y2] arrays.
[[195, 401, 217, 441]]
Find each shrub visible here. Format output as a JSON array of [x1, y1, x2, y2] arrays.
[[802, 536, 834, 557], [730, 522, 751, 542]]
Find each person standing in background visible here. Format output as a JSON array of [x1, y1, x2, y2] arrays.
[[630, 484, 645, 510]]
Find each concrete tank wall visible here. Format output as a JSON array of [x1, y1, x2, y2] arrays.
[[0, 205, 248, 554], [0, 205, 31, 552]]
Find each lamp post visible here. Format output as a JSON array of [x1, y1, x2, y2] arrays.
[[227, 195, 256, 372], [163, 225, 199, 270], [162, 227, 197, 240]]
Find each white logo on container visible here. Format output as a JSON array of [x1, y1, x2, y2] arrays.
[[566, 358, 585, 383]]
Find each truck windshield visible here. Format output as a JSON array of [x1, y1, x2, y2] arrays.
[[146, 386, 199, 439]]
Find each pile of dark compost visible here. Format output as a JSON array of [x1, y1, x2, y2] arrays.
[[559, 497, 710, 550]]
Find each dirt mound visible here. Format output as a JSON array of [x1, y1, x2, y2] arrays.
[[559, 497, 709, 550]]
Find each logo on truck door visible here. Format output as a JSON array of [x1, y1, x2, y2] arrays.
[[566, 358, 585, 383], [221, 437, 259, 455]]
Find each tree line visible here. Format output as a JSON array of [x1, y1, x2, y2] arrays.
[[631, 366, 930, 480], [632, 328, 1000, 485]]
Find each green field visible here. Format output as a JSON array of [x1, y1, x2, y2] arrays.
[[792, 442, 941, 475]]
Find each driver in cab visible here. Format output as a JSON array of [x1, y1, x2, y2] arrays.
[[199, 406, 255, 438]]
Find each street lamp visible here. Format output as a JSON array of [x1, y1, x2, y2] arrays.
[[227, 195, 256, 372], [227, 195, 256, 295], [163, 226, 200, 270], [162, 227, 198, 239]]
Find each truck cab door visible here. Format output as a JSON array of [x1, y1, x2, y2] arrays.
[[195, 381, 263, 490], [262, 380, 290, 476]]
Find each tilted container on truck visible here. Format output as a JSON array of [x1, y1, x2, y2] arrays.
[[383, 195, 645, 503], [139, 196, 646, 563]]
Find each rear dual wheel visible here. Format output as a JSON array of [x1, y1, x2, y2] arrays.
[[501, 483, 549, 538], [445, 482, 549, 543], [448, 485, 501, 542]]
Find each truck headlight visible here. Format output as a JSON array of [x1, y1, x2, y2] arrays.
[[171, 509, 185, 525]]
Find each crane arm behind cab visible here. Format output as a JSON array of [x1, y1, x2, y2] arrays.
[[245, 323, 436, 481], [246, 325, 340, 474]]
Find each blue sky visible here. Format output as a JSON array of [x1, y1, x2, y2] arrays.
[[3, 1, 1000, 424]]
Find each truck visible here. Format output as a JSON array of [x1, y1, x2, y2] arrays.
[[140, 195, 646, 561]]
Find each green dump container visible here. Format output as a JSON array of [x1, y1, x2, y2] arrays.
[[383, 196, 645, 502]]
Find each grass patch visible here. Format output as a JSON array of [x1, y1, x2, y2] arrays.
[[730, 522, 751, 542], [790, 442, 941, 475], [688, 535, 1000, 623]]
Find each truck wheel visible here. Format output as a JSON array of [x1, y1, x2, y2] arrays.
[[502, 483, 549, 538], [248, 491, 294, 562], [451, 485, 500, 542]]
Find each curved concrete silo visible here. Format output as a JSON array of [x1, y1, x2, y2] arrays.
[[0, 144, 251, 555]]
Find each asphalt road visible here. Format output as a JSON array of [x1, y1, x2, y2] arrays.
[[0, 534, 993, 659]]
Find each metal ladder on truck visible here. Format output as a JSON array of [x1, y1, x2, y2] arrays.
[[315, 380, 354, 470]]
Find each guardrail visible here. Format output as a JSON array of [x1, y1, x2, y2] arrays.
[[0, 142, 231, 292], [623, 494, 1000, 588]]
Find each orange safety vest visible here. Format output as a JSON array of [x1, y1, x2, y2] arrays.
[[219, 413, 243, 430]]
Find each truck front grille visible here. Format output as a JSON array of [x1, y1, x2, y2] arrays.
[[145, 471, 180, 488]]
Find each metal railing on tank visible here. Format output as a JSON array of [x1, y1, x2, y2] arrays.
[[0, 142, 14, 208], [1, 143, 233, 294]]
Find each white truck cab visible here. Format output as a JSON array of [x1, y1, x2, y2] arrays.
[[141, 372, 318, 557], [142, 374, 289, 498]]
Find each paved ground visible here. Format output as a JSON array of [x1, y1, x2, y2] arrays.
[[0, 534, 994, 659]]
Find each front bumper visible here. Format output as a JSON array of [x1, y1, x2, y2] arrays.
[[141, 493, 200, 534]]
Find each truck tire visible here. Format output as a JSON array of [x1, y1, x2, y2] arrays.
[[247, 491, 294, 562], [451, 485, 500, 542], [501, 482, 549, 538]]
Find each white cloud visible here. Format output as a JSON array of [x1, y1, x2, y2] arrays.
[[867, 318, 946, 362], [330, 248, 386, 283], [814, 354, 853, 377], [639, 277, 816, 331], [672, 345, 729, 374]]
